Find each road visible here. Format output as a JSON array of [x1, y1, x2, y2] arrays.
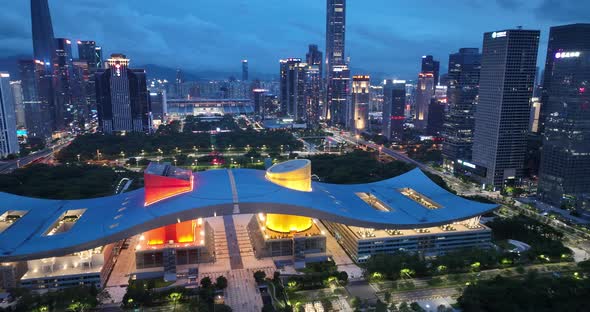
[[0, 141, 70, 173]]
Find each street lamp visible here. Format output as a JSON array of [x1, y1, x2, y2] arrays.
[[77, 154, 81, 162], [251, 156, 254, 164]]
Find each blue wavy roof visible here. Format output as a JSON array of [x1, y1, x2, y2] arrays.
[[0, 168, 496, 261]]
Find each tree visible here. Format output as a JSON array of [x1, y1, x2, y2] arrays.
[[273, 271, 281, 282], [254, 270, 267, 284], [338, 271, 348, 284], [214, 304, 233, 312], [200, 276, 213, 289], [410, 302, 425, 312], [216, 275, 228, 290], [384, 291, 392, 303], [262, 303, 275, 312], [375, 299, 388, 312]]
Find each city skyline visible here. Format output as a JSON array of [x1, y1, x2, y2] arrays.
[[0, 0, 585, 79]]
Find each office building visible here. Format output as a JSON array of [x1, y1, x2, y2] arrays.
[[54, 38, 74, 129], [472, 29, 540, 188], [442, 48, 482, 171], [10, 81, 26, 128], [174, 69, 183, 99], [0, 73, 20, 157], [304, 65, 322, 125], [351, 75, 370, 132], [95, 54, 151, 134], [538, 23, 590, 205], [306, 44, 323, 79], [253, 88, 267, 118], [421, 55, 440, 86], [427, 99, 445, 136], [325, 0, 347, 126], [149, 90, 167, 126], [529, 97, 541, 133], [414, 72, 435, 130], [18, 60, 53, 139], [382, 80, 406, 141], [31, 0, 55, 65], [279, 58, 306, 120], [242, 60, 248, 81], [77, 40, 102, 71]]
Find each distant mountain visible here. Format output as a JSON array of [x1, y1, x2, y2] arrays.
[[0, 55, 30, 78]]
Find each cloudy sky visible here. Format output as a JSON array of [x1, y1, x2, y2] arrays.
[[0, 0, 586, 79]]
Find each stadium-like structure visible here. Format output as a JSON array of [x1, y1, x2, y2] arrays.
[[0, 160, 497, 261]]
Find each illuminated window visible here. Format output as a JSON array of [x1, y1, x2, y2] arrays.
[[356, 192, 393, 212], [0, 210, 28, 234], [44, 209, 87, 236], [398, 188, 441, 210]]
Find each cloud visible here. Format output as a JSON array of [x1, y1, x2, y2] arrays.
[[534, 0, 590, 21]]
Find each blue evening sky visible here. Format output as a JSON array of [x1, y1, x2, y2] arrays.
[[0, 0, 586, 79]]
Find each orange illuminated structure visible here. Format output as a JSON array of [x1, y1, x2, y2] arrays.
[[265, 159, 313, 233], [144, 162, 194, 206], [143, 220, 196, 246]]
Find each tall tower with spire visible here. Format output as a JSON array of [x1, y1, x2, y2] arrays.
[[31, 0, 56, 64]]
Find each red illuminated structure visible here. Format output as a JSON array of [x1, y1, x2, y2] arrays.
[[144, 162, 194, 206]]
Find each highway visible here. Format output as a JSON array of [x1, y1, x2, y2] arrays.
[[0, 141, 71, 174]]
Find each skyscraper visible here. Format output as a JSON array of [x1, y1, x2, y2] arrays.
[[472, 29, 540, 188], [279, 58, 306, 120], [414, 72, 434, 130], [174, 69, 183, 99], [304, 65, 322, 125], [421, 55, 440, 86], [351, 75, 370, 132], [306, 45, 323, 79], [10, 81, 26, 128], [0, 73, 20, 156], [252, 88, 268, 118], [77, 40, 103, 71], [442, 48, 481, 171], [31, 0, 55, 65], [538, 23, 590, 205], [95, 54, 151, 134], [242, 60, 249, 81], [327, 65, 350, 125], [382, 80, 406, 141], [53, 38, 74, 129], [19, 59, 53, 138], [325, 0, 347, 125]]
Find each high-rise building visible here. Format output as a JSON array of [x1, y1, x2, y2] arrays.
[[242, 60, 249, 81], [529, 97, 541, 134], [95, 54, 151, 134], [77, 40, 103, 71], [53, 38, 74, 129], [327, 65, 350, 125], [31, 0, 55, 65], [253, 88, 268, 118], [149, 90, 167, 126], [0, 73, 20, 156], [442, 48, 481, 171], [304, 65, 322, 125], [306, 45, 323, 79], [325, 0, 347, 126], [382, 80, 406, 141], [472, 29, 540, 188], [414, 72, 434, 130], [538, 23, 590, 205], [351, 75, 370, 132], [174, 69, 183, 99], [279, 58, 306, 120], [421, 55, 440, 86], [10, 81, 26, 128], [19, 59, 53, 139], [427, 99, 445, 136]]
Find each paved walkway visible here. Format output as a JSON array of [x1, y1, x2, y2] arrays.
[[223, 215, 243, 270]]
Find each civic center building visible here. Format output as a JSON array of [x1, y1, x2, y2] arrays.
[[0, 159, 496, 289]]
